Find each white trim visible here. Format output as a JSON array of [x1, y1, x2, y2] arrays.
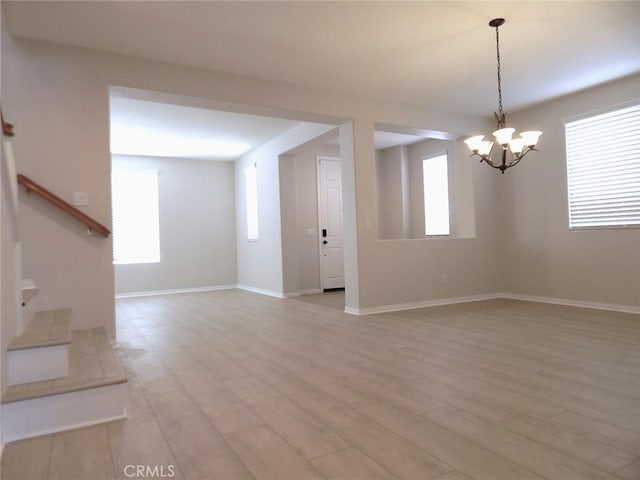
[[279, 289, 324, 298], [116, 287, 639, 315], [346, 293, 502, 315], [236, 284, 285, 298], [500, 293, 640, 315], [282, 291, 301, 298], [346, 292, 639, 316], [301, 289, 323, 295], [115, 285, 236, 299]]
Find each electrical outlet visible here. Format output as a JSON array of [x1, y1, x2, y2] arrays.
[[441, 273, 447, 284]]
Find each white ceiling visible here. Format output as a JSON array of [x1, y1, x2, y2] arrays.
[[4, 1, 639, 116], [110, 96, 301, 161], [110, 95, 427, 159], [4, 1, 639, 158]]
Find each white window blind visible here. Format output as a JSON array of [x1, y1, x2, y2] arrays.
[[244, 163, 259, 241], [112, 170, 160, 264], [565, 103, 640, 229], [423, 153, 450, 236]]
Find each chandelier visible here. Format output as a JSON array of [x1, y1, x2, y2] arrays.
[[464, 18, 542, 173]]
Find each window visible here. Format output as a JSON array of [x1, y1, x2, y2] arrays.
[[111, 170, 160, 264], [423, 153, 450, 236], [244, 163, 259, 241], [565, 102, 640, 229]]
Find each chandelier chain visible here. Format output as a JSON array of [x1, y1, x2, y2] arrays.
[[495, 24, 503, 117]]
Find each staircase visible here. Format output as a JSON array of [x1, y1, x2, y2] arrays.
[[1, 299, 127, 442], [1, 115, 126, 443]]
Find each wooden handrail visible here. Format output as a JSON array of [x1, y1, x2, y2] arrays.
[[17, 174, 111, 237], [2, 113, 15, 137]]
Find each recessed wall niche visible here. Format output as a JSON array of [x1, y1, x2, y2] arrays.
[[374, 124, 476, 240]]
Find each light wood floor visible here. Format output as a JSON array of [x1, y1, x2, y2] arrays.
[[2, 290, 639, 480]]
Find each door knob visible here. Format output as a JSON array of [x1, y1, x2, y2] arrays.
[[323, 240, 328, 245]]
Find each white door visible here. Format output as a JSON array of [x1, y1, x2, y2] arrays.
[[317, 156, 344, 290]]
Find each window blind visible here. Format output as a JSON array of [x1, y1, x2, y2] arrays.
[[565, 103, 640, 229]]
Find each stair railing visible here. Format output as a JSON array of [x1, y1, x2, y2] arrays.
[[17, 174, 111, 237]]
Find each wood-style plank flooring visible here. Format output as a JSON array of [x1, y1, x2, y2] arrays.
[[2, 290, 639, 480]]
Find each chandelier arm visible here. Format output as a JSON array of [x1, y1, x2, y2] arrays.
[[512, 146, 539, 163], [464, 18, 541, 174], [507, 155, 524, 169], [484, 159, 504, 170]]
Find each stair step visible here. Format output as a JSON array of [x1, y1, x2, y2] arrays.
[[1, 327, 127, 442], [21, 278, 38, 305], [3, 327, 126, 403], [8, 309, 72, 385], [8, 308, 71, 351]]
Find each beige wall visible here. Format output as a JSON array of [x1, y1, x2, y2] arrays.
[[500, 75, 640, 307], [236, 123, 336, 296], [376, 138, 476, 241], [112, 155, 236, 295], [6, 31, 633, 331], [2, 34, 487, 319], [281, 142, 341, 295], [376, 146, 407, 239]]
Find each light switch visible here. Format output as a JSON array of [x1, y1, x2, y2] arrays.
[[306, 228, 316, 237], [72, 191, 88, 206]]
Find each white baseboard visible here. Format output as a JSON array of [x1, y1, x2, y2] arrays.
[[279, 289, 324, 298], [347, 293, 502, 315], [500, 293, 640, 314], [282, 292, 302, 298], [236, 285, 286, 298], [347, 292, 639, 316], [115, 285, 236, 299], [301, 289, 323, 295], [116, 286, 639, 315]]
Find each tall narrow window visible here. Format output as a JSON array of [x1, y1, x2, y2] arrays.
[[565, 102, 640, 229], [111, 170, 160, 264], [245, 163, 259, 241], [423, 153, 450, 236]]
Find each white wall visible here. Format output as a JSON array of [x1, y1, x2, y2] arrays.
[[376, 146, 408, 239], [112, 155, 236, 295], [377, 138, 477, 242], [1, 12, 18, 408], [280, 142, 341, 295], [357, 149, 501, 311], [235, 123, 336, 297], [2, 32, 500, 320], [500, 74, 640, 308]]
